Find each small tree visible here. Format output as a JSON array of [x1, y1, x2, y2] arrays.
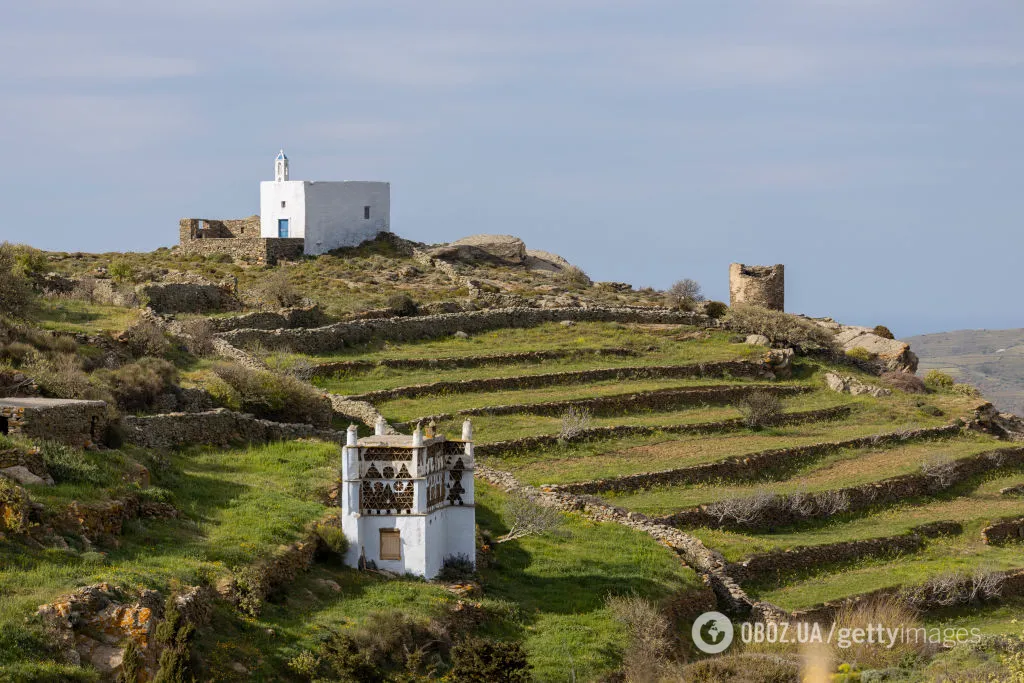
[[449, 637, 531, 683], [0, 243, 34, 318], [496, 493, 564, 544], [108, 259, 135, 284], [737, 391, 782, 429], [664, 278, 705, 310], [559, 405, 592, 441]]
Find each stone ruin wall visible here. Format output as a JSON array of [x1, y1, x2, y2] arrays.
[[729, 263, 785, 311], [177, 218, 304, 265], [1, 401, 108, 448]]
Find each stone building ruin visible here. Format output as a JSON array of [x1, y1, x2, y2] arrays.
[[341, 419, 476, 579], [729, 263, 785, 311], [178, 216, 304, 265], [0, 398, 108, 448]]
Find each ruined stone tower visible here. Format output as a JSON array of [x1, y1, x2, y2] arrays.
[[729, 263, 785, 311]]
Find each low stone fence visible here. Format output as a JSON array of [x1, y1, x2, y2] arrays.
[[176, 236, 305, 265], [349, 360, 774, 403], [402, 384, 812, 429], [304, 347, 640, 378], [545, 424, 961, 496], [724, 521, 962, 585], [138, 282, 240, 314], [476, 406, 851, 459], [788, 568, 1024, 625], [982, 517, 1024, 545], [206, 306, 331, 333], [121, 409, 344, 449], [217, 306, 713, 354], [658, 445, 1024, 532]]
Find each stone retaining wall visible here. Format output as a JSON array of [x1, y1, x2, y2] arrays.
[[724, 521, 962, 585], [121, 409, 344, 449], [476, 406, 851, 459], [546, 424, 961, 496], [401, 384, 811, 428], [982, 517, 1024, 545], [305, 347, 640, 378], [206, 306, 331, 333], [177, 235, 305, 265], [658, 445, 1024, 532], [349, 359, 775, 403], [217, 306, 713, 354], [138, 282, 240, 314]]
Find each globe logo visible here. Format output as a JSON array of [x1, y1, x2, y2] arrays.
[[691, 611, 734, 654]]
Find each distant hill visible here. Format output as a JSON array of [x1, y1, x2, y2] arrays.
[[903, 328, 1024, 415]]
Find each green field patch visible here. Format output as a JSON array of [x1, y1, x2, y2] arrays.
[[605, 434, 1002, 516], [32, 298, 135, 334]]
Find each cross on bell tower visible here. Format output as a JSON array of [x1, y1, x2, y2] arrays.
[[275, 149, 289, 182]]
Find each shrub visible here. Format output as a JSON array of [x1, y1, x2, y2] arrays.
[[606, 593, 671, 680], [28, 354, 108, 403], [880, 371, 926, 394], [674, 653, 800, 683], [176, 318, 215, 357], [952, 382, 981, 397], [918, 403, 943, 417], [706, 490, 778, 525], [921, 455, 959, 488], [211, 362, 331, 427], [314, 522, 349, 556], [924, 370, 956, 390], [873, 324, 895, 340], [96, 358, 178, 411], [559, 265, 592, 288], [319, 633, 383, 682], [664, 278, 705, 310], [8, 245, 49, 277], [386, 293, 418, 317], [559, 405, 592, 441], [40, 441, 100, 484], [726, 305, 836, 352], [254, 269, 301, 308], [437, 554, 476, 583], [497, 493, 565, 544], [123, 317, 171, 358], [737, 390, 782, 429], [845, 346, 874, 362], [449, 637, 531, 683], [703, 300, 728, 319], [0, 341, 36, 366], [0, 477, 31, 533], [108, 260, 135, 284], [0, 243, 35, 318], [830, 596, 932, 670]]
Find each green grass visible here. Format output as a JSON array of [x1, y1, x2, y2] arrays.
[[32, 297, 135, 334], [605, 433, 1003, 516], [691, 472, 1024, 562]]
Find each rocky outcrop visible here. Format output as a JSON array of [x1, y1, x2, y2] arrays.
[[815, 320, 919, 373], [430, 234, 527, 265], [525, 249, 571, 272], [972, 403, 1024, 442], [823, 372, 891, 398], [1001, 484, 1024, 497], [982, 517, 1024, 545]]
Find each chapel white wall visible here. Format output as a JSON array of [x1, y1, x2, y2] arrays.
[[259, 181, 307, 238], [303, 181, 390, 255]]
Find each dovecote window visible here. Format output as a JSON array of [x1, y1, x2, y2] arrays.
[[364, 205, 371, 220], [380, 529, 401, 560]]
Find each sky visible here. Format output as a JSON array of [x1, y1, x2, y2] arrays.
[[1, 1, 1022, 336]]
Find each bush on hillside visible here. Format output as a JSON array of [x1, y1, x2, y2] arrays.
[[95, 357, 177, 412], [726, 305, 837, 352], [449, 637, 531, 683], [559, 405, 592, 441], [845, 346, 874, 362], [559, 265, 592, 288], [497, 493, 566, 544], [880, 371, 927, 394], [924, 370, 956, 391], [7, 245, 48, 278], [254, 269, 302, 308], [830, 596, 933, 670], [737, 391, 782, 429], [386, 293, 418, 317], [108, 259, 135, 284], [952, 382, 981, 397], [313, 522, 349, 556], [40, 441, 101, 484], [0, 244, 35, 319], [873, 324, 896, 340], [703, 300, 728, 319], [211, 362, 331, 427], [606, 593, 671, 680], [122, 317, 171, 358], [437, 554, 476, 583], [675, 653, 800, 683], [28, 354, 111, 404], [664, 278, 705, 310], [0, 477, 31, 533], [176, 317, 215, 357]]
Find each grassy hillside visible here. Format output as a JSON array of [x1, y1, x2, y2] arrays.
[[1, 241, 1022, 682], [905, 328, 1024, 416]]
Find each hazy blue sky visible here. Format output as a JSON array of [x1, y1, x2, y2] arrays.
[[1, 1, 1021, 335]]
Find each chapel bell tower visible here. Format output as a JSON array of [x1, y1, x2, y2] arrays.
[[275, 149, 289, 182]]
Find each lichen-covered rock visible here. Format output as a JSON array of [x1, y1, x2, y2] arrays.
[[823, 372, 892, 398], [745, 334, 770, 346], [816, 321, 919, 373], [432, 234, 527, 265]]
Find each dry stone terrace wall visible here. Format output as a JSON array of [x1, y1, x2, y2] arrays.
[[303, 347, 640, 378], [475, 406, 852, 459], [545, 424, 961, 496], [205, 307, 332, 333], [138, 282, 240, 314], [121, 409, 345, 449], [658, 445, 1024, 532], [724, 521, 963, 585], [398, 384, 811, 428], [982, 517, 1024, 545], [347, 359, 775, 403], [217, 306, 714, 354]]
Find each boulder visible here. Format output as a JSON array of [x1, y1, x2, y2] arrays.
[[430, 234, 527, 265], [823, 324, 919, 373], [764, 348, 795, 380], [526, 249, 571, 273], [823, 372, 892, 398], [0, 465, 48, 486], [745, 334, 771, 347]]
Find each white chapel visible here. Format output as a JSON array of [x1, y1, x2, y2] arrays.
[[259, 150, 391, 255]]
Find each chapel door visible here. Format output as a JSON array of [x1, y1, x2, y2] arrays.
[[278, 219, 289, 237]]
